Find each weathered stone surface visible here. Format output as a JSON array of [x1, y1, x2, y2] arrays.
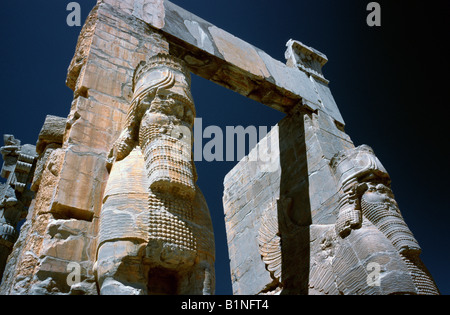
[[285, 39, 328, 84], [96, 53, 215, 295], [29, 218, 97, 294], [2, 0, 173, 295], [32, 116, 66, 192], [0, 0, 439, 296], [0, 148, 66, 294], [36, 116, 66, 154], [102, 0, 165, 29], [0, 135, 38, 282], [53, 1, 172, 223], [0, 135, 37, 193], [223, 106, 438, 294], [331, 220, 416, 295], [209, 26, 270, 80], [98, 148, 149, 246], [42, 219, 94, 262], [100, 0, 345, 125], [225, 137, 438, 294], [330, 145, 439, 294], [51, 149, 105, 221]]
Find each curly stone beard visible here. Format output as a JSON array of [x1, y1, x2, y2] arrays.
[[361, 183, 440, 294], [360, 183, 421, 256], [137, 93, 200, 267], [139, 92, 196, 201]]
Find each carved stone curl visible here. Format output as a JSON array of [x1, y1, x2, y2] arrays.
[[96, 54, 215, 295]]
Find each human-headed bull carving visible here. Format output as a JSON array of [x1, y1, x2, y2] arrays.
[[96, 54, 215, 295], [331, 145, 439, 294]]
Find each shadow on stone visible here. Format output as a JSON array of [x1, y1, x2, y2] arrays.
[[278, 111, 311, 295]]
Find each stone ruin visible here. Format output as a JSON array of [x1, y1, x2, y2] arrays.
[[0, 0, 440, 295]]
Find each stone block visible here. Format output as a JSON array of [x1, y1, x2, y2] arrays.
[[258, 49, 321, 110], [41, 219, 93, 263], [311, 192, 340, 225], [66, 97, 123, 156], [117, 1, 330, 114], [36, 115, 66, 154], [223, 111, 359, 294], [66, 4, 99, 91], [31, 143, 61, 192], [227, 227, 273, 295], [79, 62, 129, 98], [102, 0, 165, 28], [52, 149, 107, 221], [34, 256, 93, 293], [209, 26, 270, 80]]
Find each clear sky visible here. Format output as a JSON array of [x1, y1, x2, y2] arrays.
[[0, 0, 449, 295]]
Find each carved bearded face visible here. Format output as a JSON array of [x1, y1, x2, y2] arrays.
[[362, 183, 400, 214], [138, 88, 196, 200], [147, 90, 194, 127], [360, 182, 421, 255]]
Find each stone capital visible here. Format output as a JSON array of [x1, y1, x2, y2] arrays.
[[285, 39, 329, 84]]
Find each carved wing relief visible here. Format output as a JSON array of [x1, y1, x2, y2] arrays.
[[258, 209, 282, 282]]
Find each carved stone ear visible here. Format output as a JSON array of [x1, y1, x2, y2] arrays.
[[132, 60, 148, 92]]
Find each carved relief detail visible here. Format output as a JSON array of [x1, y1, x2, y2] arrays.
[[257, 197, 297, 289], [360, 183, 420, 255], [96, 53, 214, 295], [330, 145, 439, 294], [0, 135, 38, 280]]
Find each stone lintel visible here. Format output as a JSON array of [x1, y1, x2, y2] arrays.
[[98, 0, 345, 126]]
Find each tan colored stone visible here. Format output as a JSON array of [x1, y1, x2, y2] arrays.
[[52, 149, 107, 221], [66, 4, 98, 91], [209, 26, 270, 79], [42, 220, 93, 262], [96, 54, 215, 295], [102, 0, 165, 29]]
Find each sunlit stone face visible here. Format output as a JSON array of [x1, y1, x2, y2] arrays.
[[139, 89, 196, 200], [361, 182, 421, 256]]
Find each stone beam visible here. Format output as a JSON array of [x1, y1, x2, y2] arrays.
[[101, 0, 345, 126]]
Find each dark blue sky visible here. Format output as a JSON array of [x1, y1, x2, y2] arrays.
[[1, 1, 449, 295]]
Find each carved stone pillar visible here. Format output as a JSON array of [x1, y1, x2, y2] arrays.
[[95, 53, 215, 295]]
